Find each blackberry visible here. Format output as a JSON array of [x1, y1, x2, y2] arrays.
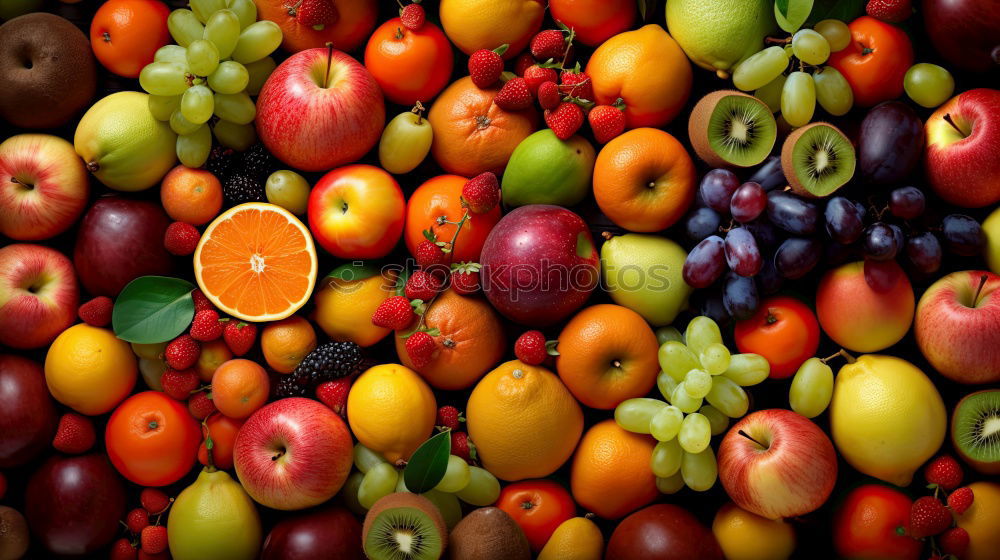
[[239, 143, 277, 181], [274, 341, 363, 398], [204, 145, 236, 179], [223, 173, 266, 205], [275, 374, 309, 398]]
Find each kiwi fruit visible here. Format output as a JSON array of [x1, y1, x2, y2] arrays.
[[688, 90, 777, 168], [362, 492, 447, 560], [0, 505, 29, 560], [952, 390, 1000, 475], [448, 507, 530, 560], [781, 122, 856, 198]]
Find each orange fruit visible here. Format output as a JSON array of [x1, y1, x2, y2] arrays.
[[313, 268, 396, 347], [195, 339, 232, 383], [593, 128, 696, 232], [549, 0, 636, 46], [105, 391, 201, 486], [194, 202, 318, 322], [556, 304, 659, 410], [254, 0, 377, 53], [404, 175, 502, 263], [467, 360, 584, 481], [364, 18, 454, 105], [160, 165, 223, 226], [427, 77, 538, 177], [261, 316, 317, 374], [439, 0, 545, 58], [395, 289, 506, 390], [90, 0, 170, 78], [197, 413, 244, 471], [570, 419, 658, 519], [586, 24, 693, 129], [45, 324, 137, 416], [211, 359, 270, 420]]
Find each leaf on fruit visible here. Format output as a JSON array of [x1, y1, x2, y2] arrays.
[[775, 0, 813, 32], [805, 0, 863, 26], [326, 261, 380, 282], [775, 0, 789, 17], [403, 431, 451, 493], [112, 276, 196, 344]]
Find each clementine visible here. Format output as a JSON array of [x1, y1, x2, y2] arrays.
[[313, 267, 396, 347], [195, 339, 232, 383], [105, 391, 201, 486], [261, 316, 317, 374], [570, 419, 659, 519], [90, 0, 170, 78], [254, 0, 377, 53], [197, 412, 244, 471], [549, 0, 636, 46], [160, 165, 223, 226], [364, 18, 453, 105], [439, 0, 545, 58], [404, 175, 501, 263], [211, 359, 270, 420]]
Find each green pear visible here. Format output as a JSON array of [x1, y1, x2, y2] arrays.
[[666, 0, 777, 78], [501, 129, 595, 208], [167, 468, 262, 560], [601, 234, 692, 326]]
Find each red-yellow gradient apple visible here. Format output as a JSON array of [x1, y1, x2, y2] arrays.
[[816, 260, 914, 353], [0, 244, 79, 349], [925, 88, 1000, 208]]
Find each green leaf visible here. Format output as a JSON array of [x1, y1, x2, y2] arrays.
[[804, 0, 863, 26], [326, 261, 380, 282], [775, 0, 789, 17], [403, 431, 451, 493], [112, 276, 196, 344], [775, 0, 813, 32]]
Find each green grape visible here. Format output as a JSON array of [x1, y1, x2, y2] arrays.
[[358, 463, 398, 509], [423, 489, 462, 530], [227, 0, 257, 29], [655, 326, 683, 345], [231, 21, 282, 64], [213, 91, 255, 124], [680, 447, 717, 492], [132, 341, 167, 360], [791, 29, 831, 65], [789, 357, 834, 418], [342, 472, 366, 515], [245, 56, 277, 96], [656, 472, 685, 494], [434, 455, 471, 493], [204, 10, 240, 59], [784, 45, 794, 58], [148, 94, 180, 121], [684, 316, 721, 358], [706, 375, 749, 418], [650, 438, 682, 478], [138, 358, 166, 391], [176, 124, 211, 168], [266, 170, 310, 215], [732, 46, 789, 91], [615, 398, 666, 434], [139, 62, 190, 96], [699, 405, 729, 436], [186, 39, 220, 77], [814, 19, 851, 52], [379, 111, 434, 174], [353, 443, 386, 473], [154, 45, 188, 64], [207, 61, 250, 95], [170, 109, 201, 135], [813, 66, 854, 116], [649, 405, 683, 442], [904, 63, 955, 109], [656, 371, 678, 401], [700, 343, 731, 375], [212, 119, 257, 151], [670, 383, 702, 414], [722, 353, 770, 386], [455, 466, 500, 506], [190, 0, 227, 23], [181, 85, 214, 124], [684, 369, 712, 399], [167, 9, 204, 47], [755, 73, 786, 113], [678, 412, 711, 454], [781, 71, 816, 127], [658, 341, 699, 382]]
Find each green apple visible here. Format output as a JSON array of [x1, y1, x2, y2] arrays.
[[601, 233, 692, 326], [501, 129, 596, 208], [167, 468, 262, 560], [984, 206, 1000, 274]]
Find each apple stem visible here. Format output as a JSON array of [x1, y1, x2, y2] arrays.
[[942, 113, 967, 138], [974, 274, 989, 304], [738, 429, 767, 449], [86, 161, 99, 173], [323, 42, 334, 88]]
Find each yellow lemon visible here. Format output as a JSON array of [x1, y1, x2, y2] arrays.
[[313, 270, 395, 347], [347, 364, 436, 463], [830, 354, 946, 486], [45, 324, 137, 415], [439, 0, 544, 57], [538, 516, 604, 560], [958, 482, 1000, 560], [167, 468, 262, 560], [712, 502, 795, 560]]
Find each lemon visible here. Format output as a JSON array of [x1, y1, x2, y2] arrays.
[[167, 468, 261, 560], [830, 355, 946, 486], [313, 270, 395, 347], [958, 482, 1000, 560], [712, 502, 795, 560], [74, 91, 177, 191], [346, 364, 436, 463], [45, 324, 137, 415], [666, 0, 777, 77], [538, 516, 604, 560]]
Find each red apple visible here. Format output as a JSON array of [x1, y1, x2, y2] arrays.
[[834, 484, 921, 560], [307, 164, 405, 259], [73, 196, 174, 297], [261, 505, 364, 560], [816, 260, 914, 353], [923, 0, 1000, 72], [234, 397, 354, 511], [0, 243, 78, 349], [480, 205, 600, 326], [606, 504, 722, 560], [0, 133, 89, 240], [718, 409, 837, 520], [256, 47, 385, 172], [0, 354, 58, 468], [915, 270, 1000, 384], [925, 88, 1000, 208]]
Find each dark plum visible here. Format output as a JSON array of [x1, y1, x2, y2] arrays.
[[857, 101, 924, 186], [941, 214, 986, 256]]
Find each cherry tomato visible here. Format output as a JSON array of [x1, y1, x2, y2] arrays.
[[105, 391, 201, 486], [827, 16, 914, 107], [197, 413, 244, 471], [834, 485, 922, 560], [496, 479, 576, 551], [734, 296, 820, 379]]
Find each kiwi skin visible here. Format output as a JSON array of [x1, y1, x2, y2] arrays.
[[781, 122, 855, 199], [448, 507, 530, 560], [362, 492, 448, 560], [688, 90, 776, 169], [951, 390, 1000, 475]]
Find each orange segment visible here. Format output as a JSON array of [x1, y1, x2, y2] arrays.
[[194, 203, 317, 322]]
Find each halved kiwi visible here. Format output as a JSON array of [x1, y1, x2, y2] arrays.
[[952, 390, 1000, 475], [781, 122, 855, 198], [362, 492, 447, 560], [688, 90, 777, 168]]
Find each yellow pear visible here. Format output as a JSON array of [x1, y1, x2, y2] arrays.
[[167, 468, 261, 560], [537, 516, 604, 560]]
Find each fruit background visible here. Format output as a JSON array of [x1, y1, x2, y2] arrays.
[[1, 0, 999, 559]]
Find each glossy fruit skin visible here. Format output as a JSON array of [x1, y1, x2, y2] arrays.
[[858, 101, 924, 186], [167, 468, 262, 560], [404, 175, 501, 263], [570, 420, 658, 520], [497, 480, 577, 552], [834, 484, 921, 560], [438, 0, 545, 58], [828, 16, 914, 107], [197, 414, 244, 471], [261, 506, 364, 560], [0, 355, 58, 468], [922, 0, 1000, 72], [105, 391, 201, 486], [734, 296, 820, 378], [606, 504, 723, 560], [254, 0, 377, 53], [89, 0, 170, 78], [549, 0, 635, 46], [364, 18, 453, 105]]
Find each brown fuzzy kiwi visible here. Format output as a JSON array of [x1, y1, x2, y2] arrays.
[[362, 492, 448, 560], [951, 390, 1000, 475], [688, 90, 777, 168], [781, 122, 856, 198], [448, 507, 531, 560]]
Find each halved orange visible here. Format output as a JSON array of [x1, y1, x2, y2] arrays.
[[194, 203, 317, 322]]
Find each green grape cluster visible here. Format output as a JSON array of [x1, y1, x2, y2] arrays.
[[614, 316, 770, 494], [140, 0, 281, 167]]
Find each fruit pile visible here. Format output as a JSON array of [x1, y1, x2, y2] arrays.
[[1, 0, 999, 559]]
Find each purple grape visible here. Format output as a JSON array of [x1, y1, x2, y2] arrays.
[[767, 191, 818, 235], [854, 201, 868, 220], [906, 231, 942, 274], [723, 272, 759, 321], [684, 207, 722, 243], [683, 236, 726, 288], [757, 256, 784, 295], [699, 293, 731, 328], [863, 259, 902, 293], [744, 219, 780, 249], [747, 155, 785, 191], [730, 182, 767, 223], [863, 222, 899, 261], [889, 186, 926, 220], [724, 227, 762, 277], [824, 196, 864, 245], [889, 224, 905, 254], [941, 214, 986, 256], [774, 237, 823, 279], [699, 169, 740, 214]]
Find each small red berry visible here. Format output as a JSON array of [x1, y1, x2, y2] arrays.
[[400, 3, 425, 31], [297, 0, 337, 28], [372, 296, 416, 330], [514, 52, 535, 76], [161, 368, 200, 400], [415, 240, 448, 268], [187, 391, 217, 420], [189, 309, 222, 341], [939, 527, 970, 557], [78, 296, 113, 327], [405, 331, 437, 368], [461, 172, 501, 214], [909, 496, 952, 538], [924, 455, 964, 491], [523, 64, 558, 95], [559, 69, 594, 102], [126, 507, 149, 534], [405, 270, 442, 302], [495, 77, 534, 111], [52, 412, 96, 454], [537, 80, 561, 110], [223, 321, 256, 356], [450, 263, 481, 295], [468, 46, 507, 89], [140, 525, 168, 555], [865, 0, 912, 23], [514, 330, 549, 365], [451, 430, 477, 464], [588, 102, 626, 144], [531, 29, 568, 61], [111, 538, 137, 560], [191, 289, 214, 313], [140, 488, 172, 515], [948, 486, 974, 515], [317, 378, 351, 417], [164, 221, 200, 256], [544, 102, 585, 140], [165, 335, 200, 370], [436, 405, 462, 431]]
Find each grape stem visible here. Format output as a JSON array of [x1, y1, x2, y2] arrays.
[[765, 36, 792, 45], [411, 101, 425, 125], [820, 349, 855, 365]]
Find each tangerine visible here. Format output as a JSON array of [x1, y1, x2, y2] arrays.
[[105, 391, 201, 486], [404, 175, 501, 263], [261, 316, 317, 374], [160, 165, 223, 226], [364, 18, 453, 105], [211, 359, 270, 420], [254, 0, 377, 53], [90, 0, 170, 78], [570, 419, 658, 519], [197, 413, 244, 471]]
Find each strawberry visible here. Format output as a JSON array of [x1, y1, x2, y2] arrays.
[[544, 102, 584, 140], [450, 262, 481, 295], [140, 525, 168, 555], [461, 172, 501, 214], [189, 309, 222, 341], [405, 270, 441, 302], [140, 488, 172, 515], [161, 368, 200, 400], [939, 527, 970, 557], [589, 100, 626, 144], [111, 538, 137, 560], [523, 64, 558, 94], [126, 508, 149, 534], [78, 296, 113, 327], [297, 0, 338, 28], [436, 405, 462, 431], [451, 430, 476, 464], [495, 77, 534, 111], [909, 496, 952, 538], [560, 69, 594, 102], [530, 29, 567, 60], [468, 45, 508, 89], [865, 0, 912, 22], [925, 455, 964, 491], [191, 289, 214, 313], [415, 240, 448, 268], [187, 391, 216, 420], [317, 378, 351, 416], [223, 321, 256, 356], [537, 80, 561, 110], [372, 296, 416, 330], [164, 221, 200, 256], [948, 486, 974, 515], [514, 330, 549, 365], [400, 3, 424, 31], [52, 412, 96, 454], [405, 331, 437, 368], [514, 52, 535, 76], [165, 335, 200, 370]]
